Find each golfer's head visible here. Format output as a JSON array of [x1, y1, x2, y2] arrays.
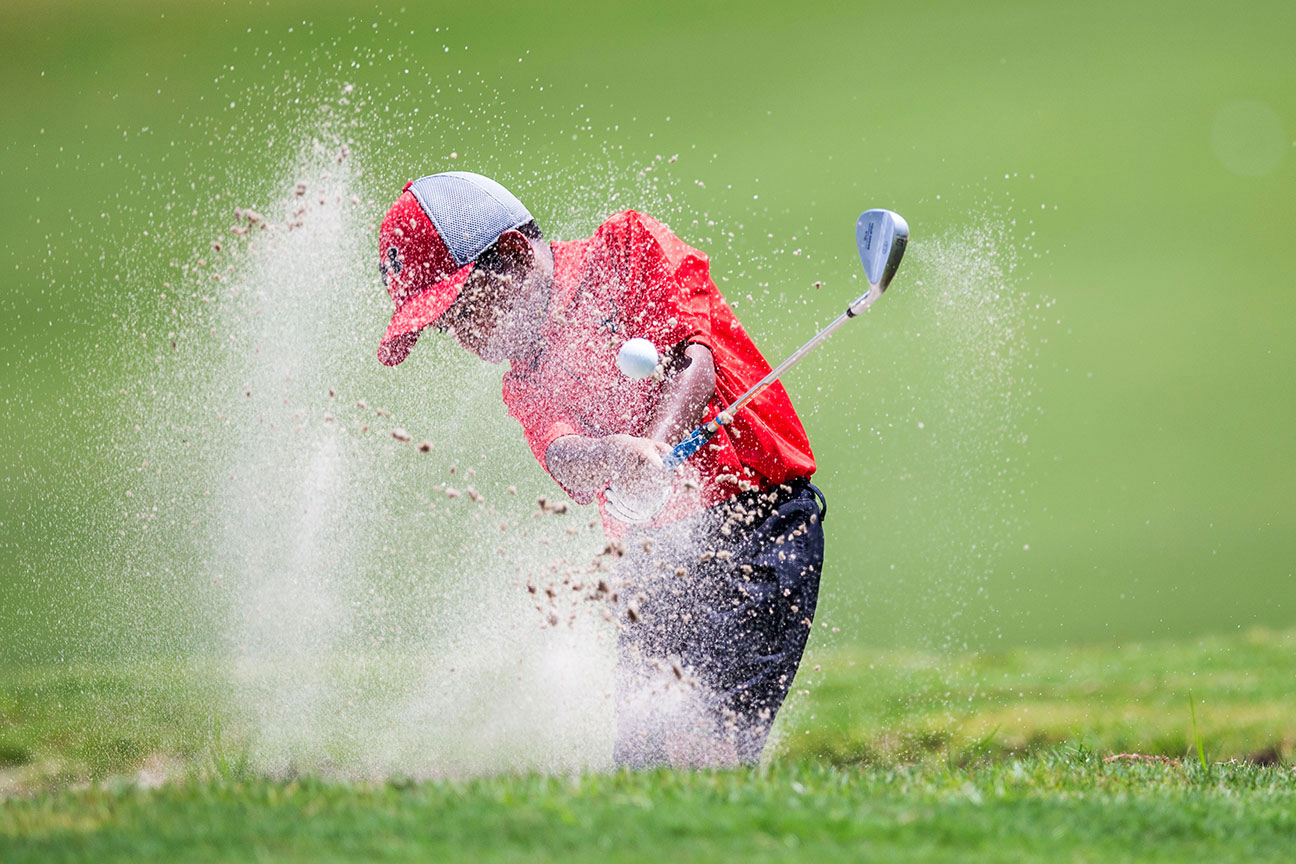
[[376, 172, 545, 366]]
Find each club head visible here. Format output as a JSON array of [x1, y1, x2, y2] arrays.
[[856, 209, 909, 292]]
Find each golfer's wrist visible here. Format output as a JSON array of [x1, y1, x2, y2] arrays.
[[594, 436, 621, 485], [598, 434, 642, 480]]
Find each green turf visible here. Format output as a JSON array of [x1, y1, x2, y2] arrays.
[[3, 756, 1294, 863], [790, 625, 1296, 766], [3, 627, 1292, 794], [3, 626, 1293, 862]]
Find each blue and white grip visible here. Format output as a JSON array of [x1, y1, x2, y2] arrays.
[[663, 423, 718, 469]]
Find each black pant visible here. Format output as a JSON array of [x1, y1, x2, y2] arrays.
[[613, 479, 826, 767]]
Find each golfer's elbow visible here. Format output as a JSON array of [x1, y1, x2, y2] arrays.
[[682, 342, 716, 402]]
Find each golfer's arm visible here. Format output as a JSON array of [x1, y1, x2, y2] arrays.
[[545, 435, 620, 495], [645, 342, 715, 444], [544, 343, 715, 494]]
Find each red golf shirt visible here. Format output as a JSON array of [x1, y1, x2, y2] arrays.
[[502, 211, 815, 531]]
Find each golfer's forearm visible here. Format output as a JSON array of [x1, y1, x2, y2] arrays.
[[545, 435, 616, 494], [646, 342, 715, 444]]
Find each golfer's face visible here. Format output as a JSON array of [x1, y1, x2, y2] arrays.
[[442, 267, 527, 363]]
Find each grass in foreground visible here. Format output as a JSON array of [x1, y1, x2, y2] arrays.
[[784, 625, 1296, 766], [1, 628, 1294, 861], [2, 753, 1294, 863], [1, 627, 1293, 795]]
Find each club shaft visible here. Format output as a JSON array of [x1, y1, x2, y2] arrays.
[[727, 286, 880, 418], [663, 285, 882, 468]]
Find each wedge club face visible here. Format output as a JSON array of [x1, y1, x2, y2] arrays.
[[856, 209, 909, 292]]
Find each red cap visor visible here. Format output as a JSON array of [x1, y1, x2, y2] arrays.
[[377, 261, 474, 366]]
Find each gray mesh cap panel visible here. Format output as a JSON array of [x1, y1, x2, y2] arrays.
[[407, 172, 534, 266]]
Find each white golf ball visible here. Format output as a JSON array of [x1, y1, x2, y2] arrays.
[[616, 338, 660, 379]]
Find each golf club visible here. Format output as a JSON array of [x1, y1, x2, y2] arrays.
[[661, 208, 909, 470]]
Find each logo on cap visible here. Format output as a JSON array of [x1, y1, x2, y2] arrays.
[[380, 246, 403, 287]]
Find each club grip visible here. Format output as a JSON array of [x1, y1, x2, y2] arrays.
[[663, 424, 717, 470]]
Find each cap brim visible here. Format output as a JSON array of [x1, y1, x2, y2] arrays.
[[377, 261, 474, 366]]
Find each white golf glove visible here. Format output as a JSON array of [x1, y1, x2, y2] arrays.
[[605, 482, 671, 524]]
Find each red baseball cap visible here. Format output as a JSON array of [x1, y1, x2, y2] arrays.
[[377, 172, 534, 366]]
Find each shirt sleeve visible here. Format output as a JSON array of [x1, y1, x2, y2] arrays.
[[500, 371, 596, 505], [612, 212, 716, 351]]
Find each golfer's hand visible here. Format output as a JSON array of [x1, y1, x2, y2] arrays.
[[543, 433, 677, 522], [601, 435, 673, 524]]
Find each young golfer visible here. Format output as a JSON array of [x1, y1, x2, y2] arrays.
[[376, 171, 826, 767]]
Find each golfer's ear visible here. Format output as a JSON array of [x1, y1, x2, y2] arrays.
[[491, 230, 534, 271]]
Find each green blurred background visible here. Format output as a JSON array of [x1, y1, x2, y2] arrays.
[[2, 0, 1293, 666]]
